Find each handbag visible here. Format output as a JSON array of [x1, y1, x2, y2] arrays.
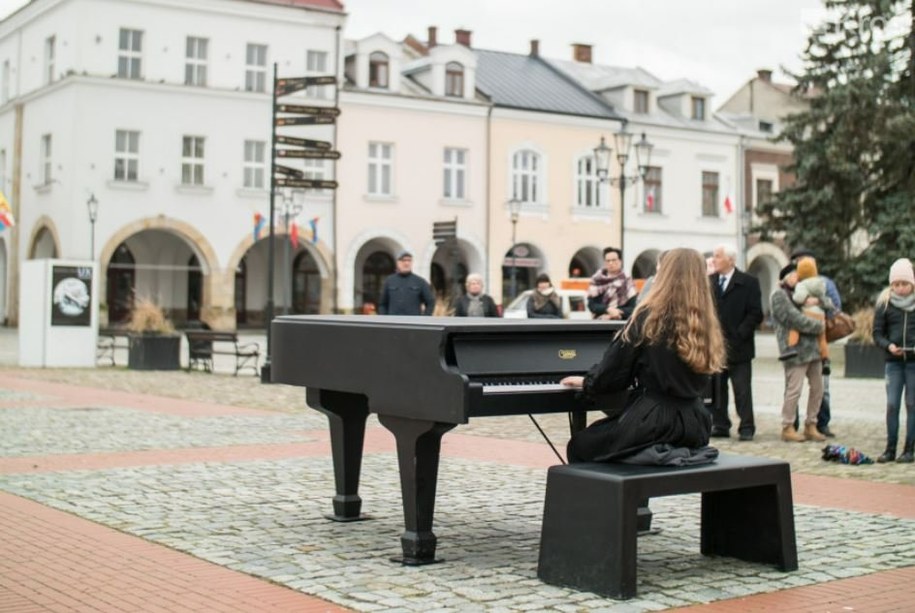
[[825, 310, 856, 342]]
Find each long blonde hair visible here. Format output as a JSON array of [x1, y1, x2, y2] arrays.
[[622, 248, 726, 374]]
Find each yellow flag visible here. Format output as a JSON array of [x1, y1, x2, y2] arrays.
[[0, 190, 15, 229]]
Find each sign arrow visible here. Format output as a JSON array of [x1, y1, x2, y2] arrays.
[[275, 135, 332, 150], [275, 178, 339, 190], [275, 116, 335, 127], [275, 75, 337, 96], [276, 149, 341, 160], [275, 164, 305, 177], [276, 104, 341, 117]]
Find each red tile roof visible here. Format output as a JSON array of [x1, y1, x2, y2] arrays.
[[246, 0, 344, 12]]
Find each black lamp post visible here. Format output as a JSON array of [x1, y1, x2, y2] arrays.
[[507, 197, 521, 300], [594, 125, 653, 259], [86, 193, 99, 260]]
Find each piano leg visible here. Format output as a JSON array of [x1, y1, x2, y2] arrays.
[[307, 388, 370, 522], [378, 415, 456, 565]]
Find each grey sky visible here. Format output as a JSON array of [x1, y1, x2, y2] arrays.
[[0, 0, 831, 104]]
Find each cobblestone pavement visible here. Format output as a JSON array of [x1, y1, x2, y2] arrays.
[[1, 327, 914, 611]]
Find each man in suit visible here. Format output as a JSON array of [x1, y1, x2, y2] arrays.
[[709, 245, 764, 441]]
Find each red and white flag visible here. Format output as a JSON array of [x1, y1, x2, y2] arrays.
[[645, 186, 655, 212], [723, 193, 734, 214], [290, 221, 299, 248]]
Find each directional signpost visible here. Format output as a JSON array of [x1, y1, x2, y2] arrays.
[[275, 149, 341, 160], [275, 135, 332, 150]]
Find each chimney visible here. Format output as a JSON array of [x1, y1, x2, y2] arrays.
[[455, 28, 472, 47], [756, 68, 773, 82], [572, 43, 592, 64], [529, 39, 540, 57], [427, 26, 437, 48]]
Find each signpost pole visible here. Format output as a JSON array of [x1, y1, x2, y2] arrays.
[[261, 62, 278, 384]]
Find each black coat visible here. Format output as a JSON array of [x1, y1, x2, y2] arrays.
[[873, 300, 915, 362], [710, 269, 763, 364], [453, 293, 499, 317], [378, 272, 435, 316]]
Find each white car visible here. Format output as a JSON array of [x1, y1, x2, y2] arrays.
[[502, 289, 592, 320]]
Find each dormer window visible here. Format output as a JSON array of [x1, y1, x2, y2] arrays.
[[759, 120, 773, 133], [445, 62, 464, 97], [634, 89, 649, 114], [691, 96, 705, 120], [369, 51, 389, 88]]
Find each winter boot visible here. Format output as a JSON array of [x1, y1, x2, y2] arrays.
[[897, 441, 914, 463], [781, 425, 805, 442], [804, 423, 826, 442], [877, 442, 896, 463]]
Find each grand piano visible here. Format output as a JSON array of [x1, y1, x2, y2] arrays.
[[272, 315, 624, 564]]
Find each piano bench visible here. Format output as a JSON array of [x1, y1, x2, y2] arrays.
[[537, 453, 797, 600]]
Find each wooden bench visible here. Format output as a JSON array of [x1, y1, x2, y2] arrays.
[[537, 453, 797, 600], [185, 330, 260, 376], [96, 328, 130, 366]]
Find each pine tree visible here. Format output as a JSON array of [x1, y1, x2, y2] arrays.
[[757, 0, 915, 309]]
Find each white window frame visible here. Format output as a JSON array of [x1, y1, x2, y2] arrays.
[[243, 140, 265, 189], [445, 62, 463, 97], [40, 134, 52, 185], [575, 154, 605, 209], [443, 147, 467, 201], [691, 96, 706, 120], [751, 163, 780, 224], [701, 170, 720, 217], [44, 35, 55, 84], [181, 135, 205, 186], [303, 158, 330, 196], [118, 28, 143, 79], [1, 60, 9, 103], [0, 149, 6, 192], [369, 51, 389, 89], [185, 36, 208, 86], [306, 50, 329, 99], [367, 142, 393, 197], [511, 148, 543, 205], [245, 43, 267, 93], [114, 129, 140, 182]]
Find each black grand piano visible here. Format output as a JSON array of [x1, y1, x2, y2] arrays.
[[272, 315, 624, 564]]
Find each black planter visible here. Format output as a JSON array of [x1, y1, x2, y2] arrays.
[[128, 334, 181, 370], [844, 343, 885, 379]]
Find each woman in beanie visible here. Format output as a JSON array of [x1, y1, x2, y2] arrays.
[[872, 257, 915, 463]]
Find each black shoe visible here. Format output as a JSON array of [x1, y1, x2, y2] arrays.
[[710, 428, 730, 438], [779, 349, 798, 361], [818, 428, 836, 438], [877, 451, 896, 463], [897, 452, 914, 463], [822, 359, 831, 376], [738, 433, 754, 442]]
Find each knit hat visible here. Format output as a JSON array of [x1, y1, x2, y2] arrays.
[[796, 257, 818, 281], [889, 258, 915, 285], [779, 263, 796, 281], [396, 250, 413, 261]]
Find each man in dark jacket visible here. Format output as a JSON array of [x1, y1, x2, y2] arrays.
[[709, 245, 764, 441], [378, 250, 435, 316]]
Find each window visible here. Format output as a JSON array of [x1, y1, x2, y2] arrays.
[[185, 37, 208, 86], [306, 50, 329, 98], [303, 158, 328, 194], [576, 155, 604, 208], [756, 178, 773, 208], [114, 130, 140, 181], [44, 35, 55, 84], [243, 140, 265, 188], [511, 149, 541, 204], [643, 166, 662, 213], [1, 60, 9, 102], [118, 28, 143, 79], [445, 62, 463, 97], [367, 142, 392, 196], [181, 136, 205, 185], [443, 148, 466, 200], [40, 134, 52, 184], [691, 96, 705, 120], [0, 149, 6, 191], [701, 171, 719, 217], [245, 43, 267, 92], [634, 89, 649, 114], [369, 51, 389, 88], [758, 120, 774, 133]]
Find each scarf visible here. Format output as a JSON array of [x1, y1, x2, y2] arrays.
[[466, 295, 484, 317], [531, 290, 560, 311], [890, 292, 915, 312], [588, 269, 636, 309]]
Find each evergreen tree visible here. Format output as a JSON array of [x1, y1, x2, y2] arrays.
[[757, 0, 915, 310]]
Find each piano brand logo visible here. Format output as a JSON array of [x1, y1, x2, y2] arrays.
[[558, 349, 577, 360]]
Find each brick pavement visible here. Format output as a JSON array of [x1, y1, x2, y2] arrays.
[[1, 329, 914, 611]]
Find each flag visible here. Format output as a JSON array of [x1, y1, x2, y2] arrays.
[[253, 213, 266, 241], [290, 221, 299, 248], [645, 187, 655, 212], [723, 194, 734, 214], [0, 191, 14, 231], [308, 217, 319, 244]]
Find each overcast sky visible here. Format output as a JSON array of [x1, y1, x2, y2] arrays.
[[0, 0, 832, 105]]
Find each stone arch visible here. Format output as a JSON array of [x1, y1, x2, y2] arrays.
[[747, 240, 788, 324], [632, 249, 662, 279], [27, 215, 62, 259], [422, 230, 487, 300], [341, 227, 414, 312], [568, 246, 602, 279]]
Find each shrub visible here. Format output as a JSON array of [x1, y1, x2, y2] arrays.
[[126, 297, 175, 335]]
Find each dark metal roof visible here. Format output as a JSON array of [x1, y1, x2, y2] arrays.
[[475, 49, 621, 120]]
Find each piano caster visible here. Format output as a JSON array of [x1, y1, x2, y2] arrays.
[[391, 556, 444, 566], [390, 530, 440, 565], [324, 513, 372, 522]]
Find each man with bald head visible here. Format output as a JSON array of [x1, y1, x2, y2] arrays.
[[709, 245, 763, 441]]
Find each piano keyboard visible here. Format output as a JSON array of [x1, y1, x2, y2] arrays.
[[483, 382, 570, 394]]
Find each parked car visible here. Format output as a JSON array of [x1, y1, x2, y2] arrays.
[[502, 289, 591, 320]]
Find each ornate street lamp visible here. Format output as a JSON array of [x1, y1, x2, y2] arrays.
[[594, 125, 653, 259], [507, 197, 521, 300], [279, 189, 305, 315], [86, 193, 99, 260]]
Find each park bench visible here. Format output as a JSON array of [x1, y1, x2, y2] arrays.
[[184, 330, 260, 376], [96, 328, 130, 366], [537, 453, 797, 599]]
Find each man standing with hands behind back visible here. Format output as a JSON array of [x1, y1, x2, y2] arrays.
[[709, 245, 764, 441], [378, 250, 435, 316]]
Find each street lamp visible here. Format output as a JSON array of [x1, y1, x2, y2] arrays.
[[507, 197, 521, 301], [279, 189, 305, 315], [86, 193, 99, 260], [594, 125, 653, 259]]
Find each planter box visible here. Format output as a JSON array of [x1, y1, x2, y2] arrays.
[[844, 343, 885, 379], [128, 334, 181, 371]]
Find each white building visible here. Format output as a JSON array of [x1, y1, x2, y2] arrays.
[[0, 0, 345, 328]]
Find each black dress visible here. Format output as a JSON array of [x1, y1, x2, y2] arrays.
[[567, 317, 712, 463]]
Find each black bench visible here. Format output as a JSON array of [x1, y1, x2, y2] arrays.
[[537, 453, 797, 599], [96, 328, 130, 366], [185, 330, 260, 376]]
